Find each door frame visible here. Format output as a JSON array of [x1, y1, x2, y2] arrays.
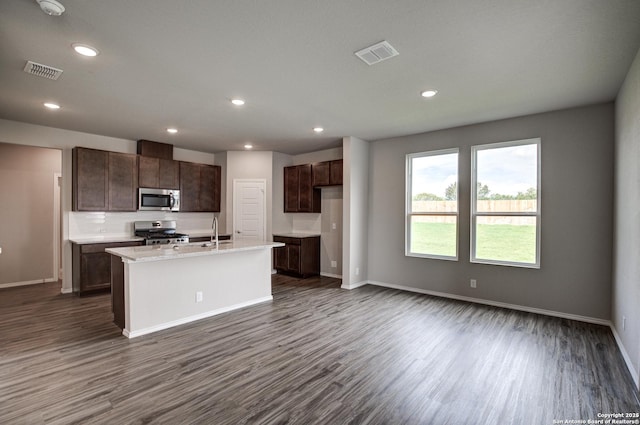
[[232, 179, 267, 241]]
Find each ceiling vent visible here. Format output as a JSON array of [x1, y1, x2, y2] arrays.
[[23, 60, 63, 80], [354, 40, 399, 66]]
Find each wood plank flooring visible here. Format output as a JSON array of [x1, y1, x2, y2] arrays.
[[1, 275, 638, 424]]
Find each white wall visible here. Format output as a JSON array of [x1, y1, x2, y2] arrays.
[[342, 137, 369, 288], [0, 119, 222, 293], [613, 46, 640, 390], [225, 151, 274, 239], [366, 104, 614, 320], [0, 143, 61, 286]]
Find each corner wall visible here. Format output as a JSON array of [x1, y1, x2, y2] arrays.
[[613, 46, 640, 390], [342, 137, 369, 288], [366, 104, 614, 320]]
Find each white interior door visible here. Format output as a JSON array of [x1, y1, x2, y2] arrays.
[[233, 179, 266, 241]]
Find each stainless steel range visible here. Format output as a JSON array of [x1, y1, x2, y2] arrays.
[[134, 220, 189, 245]]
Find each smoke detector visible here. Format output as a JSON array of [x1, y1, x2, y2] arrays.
[[36, 0, 65, 16]]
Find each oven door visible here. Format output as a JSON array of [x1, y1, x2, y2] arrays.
[[138, 188, 180, 211]]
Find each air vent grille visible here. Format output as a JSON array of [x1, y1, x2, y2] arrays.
[[23, 61, 63, 80], [354, 41, 399, 66]]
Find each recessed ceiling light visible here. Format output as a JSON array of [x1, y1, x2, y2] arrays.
[[167, 128, 178, 134], [421, 90, 438, 98], [244, 144, 253, 150], [231, 99, 245, 106], [313, 127, 324, 133], [44, 102, 60, 109], [72, 43, 99, 57]]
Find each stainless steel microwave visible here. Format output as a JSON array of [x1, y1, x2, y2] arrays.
[[138, 188, 180, 211]]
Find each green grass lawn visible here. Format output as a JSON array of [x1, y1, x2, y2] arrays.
[[411, 222, 536, 263]]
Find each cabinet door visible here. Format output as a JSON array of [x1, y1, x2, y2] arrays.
[[211, 165, 221, 212], [179, 161, 200, 212], [274, 245, 288, 270], [330, 159, 343, 185], [138, 156, 160, 188], [287, 245, 301, 273], [81, 252, 112, 291], [158, 159, 180, 189], [298, 164, 313, 212], [73, 147, 108, 211], [312, 162, 330, 186], [284, 166, 299, 212], [108, 152, 138, 211], [199, 164, 215, 212]]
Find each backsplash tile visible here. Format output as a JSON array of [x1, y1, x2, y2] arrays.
[[69, 211, 219, 238]]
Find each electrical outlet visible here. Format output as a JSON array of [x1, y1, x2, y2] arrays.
[[622, 316, 626, 331], [355, 267, 360, 276], [331, 260, 337, 268], [470, 279, 477, 288], [332, 222, 337, 230], [196, 291, 203, 303], [99, 227, 106, 233]]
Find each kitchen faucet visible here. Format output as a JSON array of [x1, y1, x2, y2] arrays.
[[211, 215, 219, 248]]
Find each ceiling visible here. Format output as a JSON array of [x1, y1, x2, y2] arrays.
[[1, 1, 640, 155]]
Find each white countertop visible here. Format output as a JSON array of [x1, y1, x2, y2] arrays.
[[106, 240, 284, 263], [70, 236, 145, 245]]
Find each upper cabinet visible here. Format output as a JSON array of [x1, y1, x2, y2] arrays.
[[312, 159, 343, 187], [138, 156, 180, 189], [179, 161, 221, 212], [73, 147, 138, 212], [284, 164, 321, 213]]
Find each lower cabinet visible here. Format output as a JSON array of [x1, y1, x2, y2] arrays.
[[72, 241, 144, 296], [273, 235, 320, 278]]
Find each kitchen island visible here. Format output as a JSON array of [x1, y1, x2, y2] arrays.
[[107, 240, 284, 338]]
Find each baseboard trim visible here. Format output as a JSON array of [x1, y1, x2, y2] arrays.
[[60, 287, 73, 294], [610, 324, 640, 390], [321, 272, 343, 279], [365, 280, 611, 326], [341, 280, 368, 290], [0, 278, 57, 289], [123, 295, 273, 339]]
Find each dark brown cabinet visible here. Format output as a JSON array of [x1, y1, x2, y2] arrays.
[[108, 152, 138, 211], [73, 147, 108, 211], [72, 241, 143, 295], [138, 156, 180, 189], [273, 235, 320, 278], [73, 147, 138, 212], [312, 159, 343, 186], [284, 164, 321, 213], [179, 161, 221, 212]]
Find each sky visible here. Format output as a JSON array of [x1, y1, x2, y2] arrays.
[[411, 143, 538, 198]]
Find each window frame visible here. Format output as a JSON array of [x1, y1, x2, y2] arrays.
[[470, 138, 541, 268], [405, 148, 459, 261]]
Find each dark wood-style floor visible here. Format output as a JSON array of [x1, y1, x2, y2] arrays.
[[1, 275, 638, 424]]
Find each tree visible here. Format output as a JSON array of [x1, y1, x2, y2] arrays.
[[445, 182, 457, 200], [477, 182, 490, 200], [413, 192, 443, 201]]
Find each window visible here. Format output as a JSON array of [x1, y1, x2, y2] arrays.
[[406, 149, 459, 260], [471, 138, 541, 268]]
